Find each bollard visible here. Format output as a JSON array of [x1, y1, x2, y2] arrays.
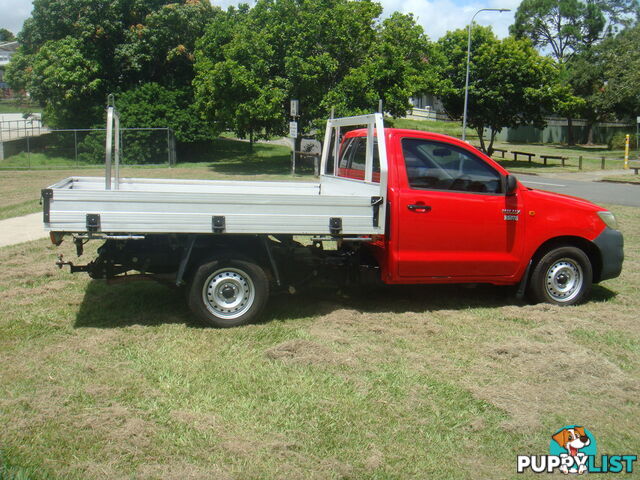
[[601, 156, 605, 170], [579, 155, 583, 170], [624, 134, 630, 169]]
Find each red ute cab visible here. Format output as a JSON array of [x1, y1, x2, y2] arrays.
[[338, 128, 623, 305]]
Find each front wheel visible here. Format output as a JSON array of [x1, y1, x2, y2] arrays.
[[188, 259, 270, 327], [527, 246, 593, 306]]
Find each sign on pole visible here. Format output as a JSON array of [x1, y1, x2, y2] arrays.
[[289, 121, 298, 139], [290, 100, 299, 117]]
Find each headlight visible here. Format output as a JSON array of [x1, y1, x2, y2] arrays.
[[597, 211, 618, 230]]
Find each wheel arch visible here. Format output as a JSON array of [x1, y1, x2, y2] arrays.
[[183, 235, 277, 286], [529, 235, 602, 283]]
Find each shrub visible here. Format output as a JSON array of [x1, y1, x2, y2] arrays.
[[608, 131, 637, 151]]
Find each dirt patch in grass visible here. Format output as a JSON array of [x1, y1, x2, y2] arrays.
[[265, 338, 354, 366], [170, 409, 220, 433], [136, 462, 231, 480], [301, 288, 640, 437]]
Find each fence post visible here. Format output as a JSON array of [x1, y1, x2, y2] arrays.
[[170, 130, 177, 166], [167, 128, 170, 166], [74, 130, 78, 167], [27, 135, 31, 169], [601, 156, 605, 170], [579, 155, 583, 170]]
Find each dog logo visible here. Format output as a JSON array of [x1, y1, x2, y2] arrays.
[[551, 426, 593, 474]]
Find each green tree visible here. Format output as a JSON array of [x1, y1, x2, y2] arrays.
[[511, 0, 639, 144], [324, 12, 438, 119], [511, 0, 606, 64], [552, 83, 587, 144], [193, 0, 434, 144], [25, 37, 103, 126], [7, 0, 216, 134], [596, 23, 640, 118], [566, 23, 640, 142], [119, 82, 212, 143], [116, 0, 217, 88], [564, 50, 608, 143], [0, 28, 15, 42], [436, 27, 562, 154]]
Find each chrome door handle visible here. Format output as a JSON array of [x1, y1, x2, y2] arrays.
[[407, 204, 431, 212]]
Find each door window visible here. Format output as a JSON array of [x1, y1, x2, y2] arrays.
[[401, 138, 501, 193]]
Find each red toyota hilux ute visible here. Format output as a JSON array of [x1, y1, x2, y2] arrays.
[[336, 127, 623, 303], [45, 119, 624, 327]]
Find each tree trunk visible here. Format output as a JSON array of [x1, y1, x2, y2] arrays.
[[566, 117, 575, 146], [476, 127, 486, 153], [249, 131, 254, 152], [486, 129, 498, 157], [585, 122, 595, 145]]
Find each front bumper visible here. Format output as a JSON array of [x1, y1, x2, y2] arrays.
[[593, 227, 624, 282]]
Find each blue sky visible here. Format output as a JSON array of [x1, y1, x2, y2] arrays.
[[0, 0, 520, 41]]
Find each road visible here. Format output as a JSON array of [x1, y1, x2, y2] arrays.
[[517, 174, 640, 208]]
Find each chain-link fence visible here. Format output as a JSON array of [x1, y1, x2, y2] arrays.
[[0, 127, 176, 169]]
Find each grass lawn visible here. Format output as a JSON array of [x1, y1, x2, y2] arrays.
[[602, 175, 640, 185], [0, 204, 638, 479], [0, 100, 41, 114]]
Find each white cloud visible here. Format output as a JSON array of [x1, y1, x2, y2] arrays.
[[0, 0, 33, 36], [379, 0, 521, 40]]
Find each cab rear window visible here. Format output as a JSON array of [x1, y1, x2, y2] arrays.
[[337, 137, 380, 183]]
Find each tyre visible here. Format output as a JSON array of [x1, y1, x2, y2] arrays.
[[527, 246, 592, 306], [187, 259, 270, 327]]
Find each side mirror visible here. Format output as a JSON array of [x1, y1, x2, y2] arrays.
[[505, 175, 518, 195]]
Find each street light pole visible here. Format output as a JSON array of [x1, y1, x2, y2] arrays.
[[461, 8, 510, 142]]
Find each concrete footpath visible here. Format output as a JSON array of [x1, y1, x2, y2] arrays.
[[0, 213, 48, 248]]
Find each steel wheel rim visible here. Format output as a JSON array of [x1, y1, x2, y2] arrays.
[[545, 258, 583, 302], [202, 268, 255, 319]]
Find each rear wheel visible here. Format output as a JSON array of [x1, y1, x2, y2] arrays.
[[527, 246, 592, 305], [188, 259, 269, 327]]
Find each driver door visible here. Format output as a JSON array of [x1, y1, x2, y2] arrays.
[[395, 137, 524, 279]]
